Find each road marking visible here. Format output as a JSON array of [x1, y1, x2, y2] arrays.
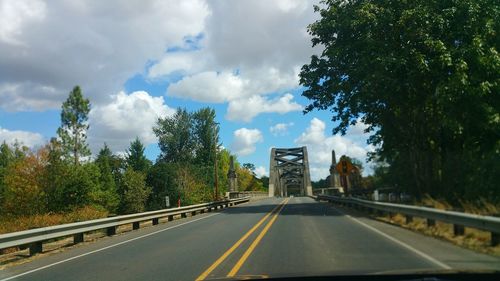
[[331, 206, 451, 270], [0, 213, 222, 281], [227, 198, 289, 277], [196, 199, 287, 281]]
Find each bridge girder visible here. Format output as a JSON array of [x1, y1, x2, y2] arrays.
[[269, 146, 312, 197]]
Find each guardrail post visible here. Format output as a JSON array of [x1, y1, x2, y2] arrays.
[[168, 215, 174, 221], [191, 211, 197, 216], [492, 232, 500, 246], [152, 218, 159, 225], [181, 212, 187, 218], [29, 242, 43, 255], [133, 222, 140, 230], [107, 226, 116, 236], [207, 207, 212, 212], [73, 233, 84, 244], [405, 215, 413, 224], [453, 224, 465, 236], [427, 218, 436, 227], [201, 209, 205, 213]]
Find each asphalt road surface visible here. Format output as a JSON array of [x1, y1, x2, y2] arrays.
[[1, 197, 499, 280]]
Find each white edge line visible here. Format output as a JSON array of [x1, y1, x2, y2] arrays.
[[332, 206, 451, 270], [0, 213, 221, 281]]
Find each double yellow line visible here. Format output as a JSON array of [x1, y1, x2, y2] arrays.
[[196, 198, 289, 280]]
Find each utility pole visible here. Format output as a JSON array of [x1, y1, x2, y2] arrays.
[[213, 122, 219, 200]]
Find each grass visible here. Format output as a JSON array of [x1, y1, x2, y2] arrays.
[[416, 195, 500, 215], [0, 206, 108, 235], [376, 213, 500, 256], [370, 195, 500, 256]]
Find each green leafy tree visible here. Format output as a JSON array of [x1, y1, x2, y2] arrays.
[[154, 108, 195, 163], [126, 137, 151, 173], [260, 176, 269, 190], [94, 144, 119, 212], [146, 162, 181, 210], [192, 108, 219, 165], [58, 163, 100, 210], [242, 163, 256, 176], [45, 138, 70, 212], [120, 168, 151, 214], [216, 149, 232, 195], [300, 0, 499, 201], [0, 142, 14, 207], [57, 86, 91, 166]]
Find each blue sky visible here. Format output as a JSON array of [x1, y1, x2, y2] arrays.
[[0, 0, 374, 180]]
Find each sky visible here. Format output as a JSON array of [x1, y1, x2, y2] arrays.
[[0, 0, 376, 181]]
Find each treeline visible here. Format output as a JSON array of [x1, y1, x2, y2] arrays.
[[0, 86, 264, 221], [300, 0, 499, 204]]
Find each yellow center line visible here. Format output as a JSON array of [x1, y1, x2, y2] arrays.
[[227, 198, 289, 277], [195, 199, 287, 281]]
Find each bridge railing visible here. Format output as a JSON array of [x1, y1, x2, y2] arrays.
[[316, 195, 500, 246], [0, 197, 250, 256], [226, 191, 268, 199]]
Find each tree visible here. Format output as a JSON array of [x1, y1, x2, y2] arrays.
[[192, 108, 219, 165], [120, 168, 151, 214], [260, 176, 269, 190], [146, 162, 181, 210], [154, 108, 194, 163], [242, 163, 256, 176], [0, 142, 14, 207], [45, 138, 70, 212], [94, 144, 119, 212], [57, 86, 91, 166], [57, 164, 100, 210], [126, 137, 151, 173], [2, 148, 48, 216], [300, 0, 499, 201], [0, 142, 14, 168], [237, 165, 264, 191]]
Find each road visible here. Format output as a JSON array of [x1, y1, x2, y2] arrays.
[[1, 197, 499, 280]]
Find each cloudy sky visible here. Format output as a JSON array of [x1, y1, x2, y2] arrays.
[[0, 0, 375, 180]]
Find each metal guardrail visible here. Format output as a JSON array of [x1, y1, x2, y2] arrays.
[[226, 191, 267, 199], [0, 197, 250, 255], [316, 195, 500, 246]]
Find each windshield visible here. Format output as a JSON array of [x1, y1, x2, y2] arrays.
[[0, 0, 499, 280]]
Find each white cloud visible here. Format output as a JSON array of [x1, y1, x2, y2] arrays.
[[270, 122, 294, 136], [0, 0, 209, 111], [166, 67, 300, 105], [254, 166, 268, 178], [88, 91, 175, 153], [230, 128, 263, 156], [153, 0, 319, 120], [205, 1, 318, 74], [0, 127, 45, 148], [0, 0, 46, 45], [148, 50, 205, 79], [168, 71, 248, 103], [294, 118, 374, 180], [226, 94, 302, 122], [347, 117, 370, 136]]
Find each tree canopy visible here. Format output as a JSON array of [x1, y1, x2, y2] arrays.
[[300, 0, 499, 201], [57, 86, 91, 165]]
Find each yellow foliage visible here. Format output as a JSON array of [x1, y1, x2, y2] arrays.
[[2, 148, 49, 216]]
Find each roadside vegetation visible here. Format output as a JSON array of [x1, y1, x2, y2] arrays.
[[303, 0, 499, 209], [0, 87, 264, 234]]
